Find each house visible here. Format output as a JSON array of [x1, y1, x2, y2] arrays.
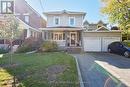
[[0, 0, 46, 45], [42, 10, 121, 52], [42, 10, 85, 51], [83, 20, 107, 31]]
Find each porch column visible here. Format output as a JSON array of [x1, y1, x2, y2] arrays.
[[65, 31, 70, 47], [26, 28, 31, 38]]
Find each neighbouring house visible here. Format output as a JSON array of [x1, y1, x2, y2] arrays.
[[0, 0, 46, 45], [83, 20, 122, 52], [83, 20, 107, 31], [42, 10, 122, 52]]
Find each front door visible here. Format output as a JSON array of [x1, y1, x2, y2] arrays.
[[70, 32, 77, 46]]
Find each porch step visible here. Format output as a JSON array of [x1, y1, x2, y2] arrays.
[[66, 47, 82, 53]]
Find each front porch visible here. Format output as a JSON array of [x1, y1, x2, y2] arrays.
[[42, 29, 83, 49]]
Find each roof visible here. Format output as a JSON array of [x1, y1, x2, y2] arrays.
[[17, 18, 41, 32], [83, 20, 89, 25], [43, 10, 86, 16], [84, 30, 122, 33], [47, 26, 80, 28], [41, 27, 82, 31], [95, 26, 110, 31], [98, 20, 104, 24]]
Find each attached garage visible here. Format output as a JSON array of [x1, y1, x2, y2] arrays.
[[83, 30, 122, 52]]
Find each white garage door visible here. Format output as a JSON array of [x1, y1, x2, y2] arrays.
[[102, 37, 121, 52], [83, 37, 101, 52], [83, 37, 121, 52]]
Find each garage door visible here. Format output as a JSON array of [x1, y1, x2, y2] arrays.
[[102, 37, 121, 52], [83, 37, 121, 52], [83, 37, 101, 52]]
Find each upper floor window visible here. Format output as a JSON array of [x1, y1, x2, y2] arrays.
[[54, 17, 60, 25], [69, 17, 75, 26], [1, 1, 14, 14], [24, 15, 29, 23]]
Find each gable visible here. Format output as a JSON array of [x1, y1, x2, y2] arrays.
[[95, 26, 110, 31]]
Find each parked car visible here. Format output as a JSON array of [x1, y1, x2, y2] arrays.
[[108, 42, 130, 57]]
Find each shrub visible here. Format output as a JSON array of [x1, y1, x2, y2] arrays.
[[16, 44, 33, 53], [123, 40, 130, 47], [16, 37, 42, 53], [40, 41, 58, 52], [0, 47, 9, 54]]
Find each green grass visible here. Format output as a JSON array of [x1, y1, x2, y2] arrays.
[[0, 52, 79, 87]]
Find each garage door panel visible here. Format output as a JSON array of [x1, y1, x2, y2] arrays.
[[83, 36, 121, 52], [102, 37, 121, 52], [83, 37, 101, 52]]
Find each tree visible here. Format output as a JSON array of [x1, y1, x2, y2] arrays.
[[0, 14, 23, 87], [101, 0, 130, 40], [0, 15, 22, 41]]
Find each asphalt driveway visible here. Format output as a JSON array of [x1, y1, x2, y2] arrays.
[[73, 53, 130, 87]]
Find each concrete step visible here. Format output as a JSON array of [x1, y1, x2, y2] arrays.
[[67, 47, 82, 53]]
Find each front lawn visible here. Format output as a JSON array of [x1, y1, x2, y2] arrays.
[[0, 52, 79, 87]]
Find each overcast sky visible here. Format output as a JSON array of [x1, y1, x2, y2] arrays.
[[26, 0, 108, 23]]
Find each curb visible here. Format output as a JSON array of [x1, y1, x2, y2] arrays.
[[75, 57, 84, 87]]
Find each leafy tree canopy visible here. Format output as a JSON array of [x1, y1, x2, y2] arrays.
[[0, 14, 23, 40], [101, 0, 130, 30]]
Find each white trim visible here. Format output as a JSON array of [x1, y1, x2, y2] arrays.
[[53, 16, 60, 26], [41, 28, 82, 31], [24, 15, 29, 23], [44, 10, 86, 15], [95, 26, 110, 31], [23, 13, 30, 15], [24, 1, 41, 17], [14, 13, 21, 16], [53, 32, 64, 41], [69, 17, 75, 26], [84, 30, 122, 33]]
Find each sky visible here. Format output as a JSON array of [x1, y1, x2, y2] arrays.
[[26, 0, 108, 23]]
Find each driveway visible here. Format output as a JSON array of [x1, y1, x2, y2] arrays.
[[73, 53, 130, 87]]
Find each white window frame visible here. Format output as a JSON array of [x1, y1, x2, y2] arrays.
[[24, 15, 29, 23], [54, 16, 60, 26], [53, 32, 64, 41], [69, 17, 75, 26]]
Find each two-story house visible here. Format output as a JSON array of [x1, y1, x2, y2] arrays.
[[42, 10, 86, 51], [0, 0, 46, 44], [42, 10, 122, 52]]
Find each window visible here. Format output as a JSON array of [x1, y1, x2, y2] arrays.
[[1, 1, 14, 14], [69, 17, 75, 26], [24, 15, 29, 23], [54, 17, 60, 25], [53, 32, 64, 40]]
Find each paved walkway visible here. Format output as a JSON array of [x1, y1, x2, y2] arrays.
[[73, 53, 128, 87]]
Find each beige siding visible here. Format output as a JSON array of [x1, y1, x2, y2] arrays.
[[47, 14, 83, 27]]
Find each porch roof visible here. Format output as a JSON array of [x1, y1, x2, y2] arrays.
[[41, 27, 83, 31], [84, 30, 122, 33]]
